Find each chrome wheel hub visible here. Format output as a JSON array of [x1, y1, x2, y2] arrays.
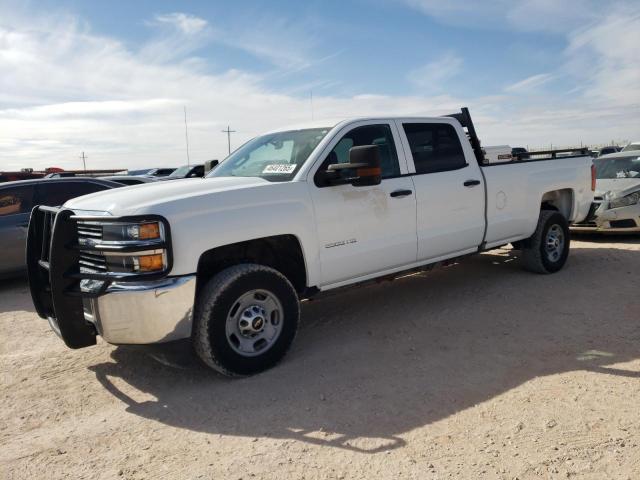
[[225, 289, 283, 357], [544, 224, 565, 262]]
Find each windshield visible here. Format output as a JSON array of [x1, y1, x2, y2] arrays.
[[208, 128, 330, 181], [594, 156, 640, 179], [622, 143, 640, 152], [169, 165, 192, 178]]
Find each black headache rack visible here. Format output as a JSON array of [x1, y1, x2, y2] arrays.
[[26, 205, 172, 349], [444, 107, 590, 164], [444, 107, 485, 165]]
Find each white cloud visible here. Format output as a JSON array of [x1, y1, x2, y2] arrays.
[[140, 13, 212, 63], [404, 0, 640, 133], [151, 13, 208, 35], [402, 0, 602, 32], [565, 8, 640, 104], [0, 5, 638, 172], [505, 73, 554, 92], [407, 53, 463, 91]]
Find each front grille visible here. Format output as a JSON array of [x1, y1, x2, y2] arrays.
[[79, 251, 108, 272], [77, 223, 103, 240], [77, 222, 106, 273]]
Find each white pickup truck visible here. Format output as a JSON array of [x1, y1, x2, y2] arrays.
[[27, 108, 595, 376]]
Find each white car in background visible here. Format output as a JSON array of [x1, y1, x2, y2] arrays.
[[573, 151, 640, 233], [622, 141, 640, 152]]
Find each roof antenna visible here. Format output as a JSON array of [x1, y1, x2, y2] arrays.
[[183, 106, 190, 166]]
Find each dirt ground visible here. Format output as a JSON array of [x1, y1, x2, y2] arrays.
[[1, 236, 639, 479]]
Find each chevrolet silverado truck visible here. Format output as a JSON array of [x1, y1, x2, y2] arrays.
[[27, 108, 595, 376]]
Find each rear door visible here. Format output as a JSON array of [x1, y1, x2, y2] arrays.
[[0, 184, 36, 276], [395, 120, 485, 261]]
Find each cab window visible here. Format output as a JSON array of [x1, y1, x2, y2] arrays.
[[403, 123, 467, 174], [316, 124, 400, 186]]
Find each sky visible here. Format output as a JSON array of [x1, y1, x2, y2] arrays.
[[1, 0, 639, 171]]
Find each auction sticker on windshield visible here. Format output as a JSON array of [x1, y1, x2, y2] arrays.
[[263, 164, 296, 174]]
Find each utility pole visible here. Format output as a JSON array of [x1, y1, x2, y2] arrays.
[[184, 106, 190, 166], [221, 126, 236, 155], [80, 152, 87, 172], [310, 90, 314, 121]]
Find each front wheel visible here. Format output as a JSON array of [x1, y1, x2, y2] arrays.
[[193, 264, 300, 376], [521, 210, 570, 274]]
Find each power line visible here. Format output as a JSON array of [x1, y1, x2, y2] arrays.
[[221, 125, 236, 155], [184, 106, 190, 166]]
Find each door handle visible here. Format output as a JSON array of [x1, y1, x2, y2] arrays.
[[390, 189, 413, 198], [463, 180, 481, 187]]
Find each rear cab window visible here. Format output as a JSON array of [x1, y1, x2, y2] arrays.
[[402, 123, 467, 174]]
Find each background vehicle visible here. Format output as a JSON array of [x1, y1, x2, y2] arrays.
[[621, 141, 640, 152], [0, 178, 122, 279], [599, 145, 621, 156], [27, 108, 594, 376], [511, 146, 528, 157], [483, 145, 513, 164], [127, 168, 154, 176], [573, 151, 640, 233], [143, 168, 176, 178], [44, 172, 78, 178], [102, 175, 159, 185], [159, 164, 205, 180]]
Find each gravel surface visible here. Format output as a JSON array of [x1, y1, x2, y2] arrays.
[[1, 236, 639, 479]]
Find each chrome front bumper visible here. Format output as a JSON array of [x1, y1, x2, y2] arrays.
[[83, 275, 196, 345]]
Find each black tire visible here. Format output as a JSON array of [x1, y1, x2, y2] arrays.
[[193, 264, 300, 376], [521, 210, 570, 274]]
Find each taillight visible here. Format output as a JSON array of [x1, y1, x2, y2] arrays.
[[590, 164, 596, 191]]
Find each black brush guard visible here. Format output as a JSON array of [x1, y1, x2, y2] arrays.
[[27, 206, 96, 348], [27, 206, 173, 348]]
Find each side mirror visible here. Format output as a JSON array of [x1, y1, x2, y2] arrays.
[[324, 145, 382, 187]]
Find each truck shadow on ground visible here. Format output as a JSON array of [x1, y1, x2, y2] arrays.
[[89, 243, 640, 453]]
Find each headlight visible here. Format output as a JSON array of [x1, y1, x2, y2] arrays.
[[102, 250, 168, 273], [101, 221, 164, 243], [608, 191, 640, 209], [77, 217, 171, 281]]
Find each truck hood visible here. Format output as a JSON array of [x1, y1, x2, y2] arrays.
[[64, 176, 272, 215], [595, 178, 640, 198]]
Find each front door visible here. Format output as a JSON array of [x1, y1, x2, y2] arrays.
[[309, 121, 417, 287]]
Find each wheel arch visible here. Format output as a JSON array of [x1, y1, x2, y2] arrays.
[[540, 188, 574, 220], [195, 234, 309, 296]]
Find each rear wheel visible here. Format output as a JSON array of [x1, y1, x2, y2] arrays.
[[193, 264, 300, 376], [521, 210, 570, 274]]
